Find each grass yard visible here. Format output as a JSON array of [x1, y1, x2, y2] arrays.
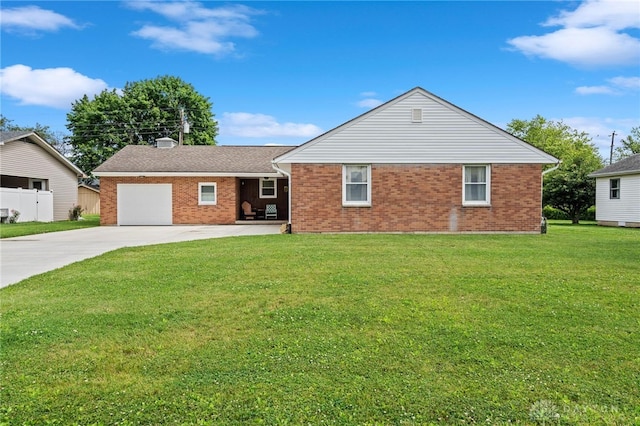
[[0, 214, 100, 238], [1, 224, 638, 424]]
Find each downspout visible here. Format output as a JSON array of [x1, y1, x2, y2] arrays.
[[272, 161, 292, 233]]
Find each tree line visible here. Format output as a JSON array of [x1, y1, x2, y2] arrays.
[[2, 75, 639, 224]]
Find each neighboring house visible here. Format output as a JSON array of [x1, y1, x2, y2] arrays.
[[0, 131, 85, 222], [589, 153, 640, 228], [94, 87, 558, 232], [93, 141, 294, 225], [273, 87, 559, 233], [78, 184, 100, 215]]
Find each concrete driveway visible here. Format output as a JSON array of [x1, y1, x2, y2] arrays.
[[0, 225, 282, 289]]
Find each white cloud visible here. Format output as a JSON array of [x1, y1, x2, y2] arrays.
[[0, 65, 109, 109], [509, 27, 640, 67], [357, 98, 383, 108], [575, 75, 640, 96], [561, 116, 638, 159], [575, 85, 617, 95], [608, 76, 640, 90], [126, 1, 262, 55], [220, 112, 322, 138], [360, 91, 378, 98], [0, 5, 80, 33], [543, 0, 639, 31], [507, 0, 640, 67]]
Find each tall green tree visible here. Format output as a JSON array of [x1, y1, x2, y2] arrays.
[[614, 126, 640, 161], [66, 75, 217, 174], [507, 115, 603, 224]]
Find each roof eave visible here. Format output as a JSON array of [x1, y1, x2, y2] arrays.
[[93, 171, 285, 178], [589, 170, 640, 178]]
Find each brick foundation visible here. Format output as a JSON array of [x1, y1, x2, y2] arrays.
[[290, 163, 543, 233]]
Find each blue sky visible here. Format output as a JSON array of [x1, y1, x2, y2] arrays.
[[1, 1, 639, 159]]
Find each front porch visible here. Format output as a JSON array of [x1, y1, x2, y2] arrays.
[[237, 177, 289, 222]]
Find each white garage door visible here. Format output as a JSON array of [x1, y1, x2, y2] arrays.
[[117, 184, 172, 225]]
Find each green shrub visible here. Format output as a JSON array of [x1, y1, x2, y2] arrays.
[[542, 205, 567, 220], [542, 205, 595, 221], [68, 205, 83, 221], [8, 209, 20, 223]]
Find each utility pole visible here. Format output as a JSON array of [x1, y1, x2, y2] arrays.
[[609, 131, 616, 164], [178, 107, 184, 146]]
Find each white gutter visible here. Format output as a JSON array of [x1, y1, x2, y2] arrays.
[[271, 161, 292, 228], [542, 161, 562, 176]]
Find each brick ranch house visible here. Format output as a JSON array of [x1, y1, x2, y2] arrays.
[[94, 87, 559, 232]]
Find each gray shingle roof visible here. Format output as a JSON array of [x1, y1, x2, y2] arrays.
[[0, 130, 34, 142], [589, 153, 640, 177], [93, 145, 296, 174]]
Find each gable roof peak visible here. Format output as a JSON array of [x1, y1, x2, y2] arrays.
[[274, 86, 559, 165]]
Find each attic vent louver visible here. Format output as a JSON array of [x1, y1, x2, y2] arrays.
[[411, 108, 423, 123], [156, 137, 177, 149]]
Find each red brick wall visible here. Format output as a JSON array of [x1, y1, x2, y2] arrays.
[[99, 176, 238, 225], [290, 163, 543, 233]]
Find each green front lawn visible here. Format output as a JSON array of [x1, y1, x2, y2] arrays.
[[0, 214, 100, 238], [1, 225, 638, 424]]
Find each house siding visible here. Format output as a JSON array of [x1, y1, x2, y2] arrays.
[[0, 140, 78, 221], [594, 174, 640, 227], [100, 176, 238, 225], [290, 163, 542, 233], [78, 186, 100, 215], [276, 91, 557, 165]]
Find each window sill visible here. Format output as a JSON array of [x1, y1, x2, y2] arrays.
[[343, 203, 371, 208], [462, 203, 491, 208]]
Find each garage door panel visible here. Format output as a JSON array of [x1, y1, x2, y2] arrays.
[[117, 184, 172, 225]]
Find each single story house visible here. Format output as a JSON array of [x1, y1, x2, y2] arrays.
[[93, 140, 294, 225], [589, 153, 640, 228], [94, 87, 558, 233], [273, 87, 558, 233], [1, 131, 85, 222]]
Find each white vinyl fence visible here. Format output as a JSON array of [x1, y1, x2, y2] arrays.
[[0, 188, 54, 222]]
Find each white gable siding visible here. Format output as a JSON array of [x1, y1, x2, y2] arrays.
[[595, 174, 640, 223], [276, 90, 557, 165], [0, 140, 78, 221]]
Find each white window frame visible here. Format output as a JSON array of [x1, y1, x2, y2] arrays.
[[198, 182, 217, 205], [343, 164, 372, 207], [29, 179, 47, 191], [609, 178, 620, 199], [463, 165, 491, 206], [259, 178, 277, 199]]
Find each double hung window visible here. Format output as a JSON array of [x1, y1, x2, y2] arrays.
[[610, 178, 620, 199], [260, 178, 277, 198], [198, 182, 217, 205], [463, 165, 490, 206], [343, 165, 371, 206]]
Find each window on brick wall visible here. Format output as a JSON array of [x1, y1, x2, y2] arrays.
[[463, 165, 490, 206], [609, 178, 620, 199], [199, 182, 217, 205], [343, 165, 371, 206]]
